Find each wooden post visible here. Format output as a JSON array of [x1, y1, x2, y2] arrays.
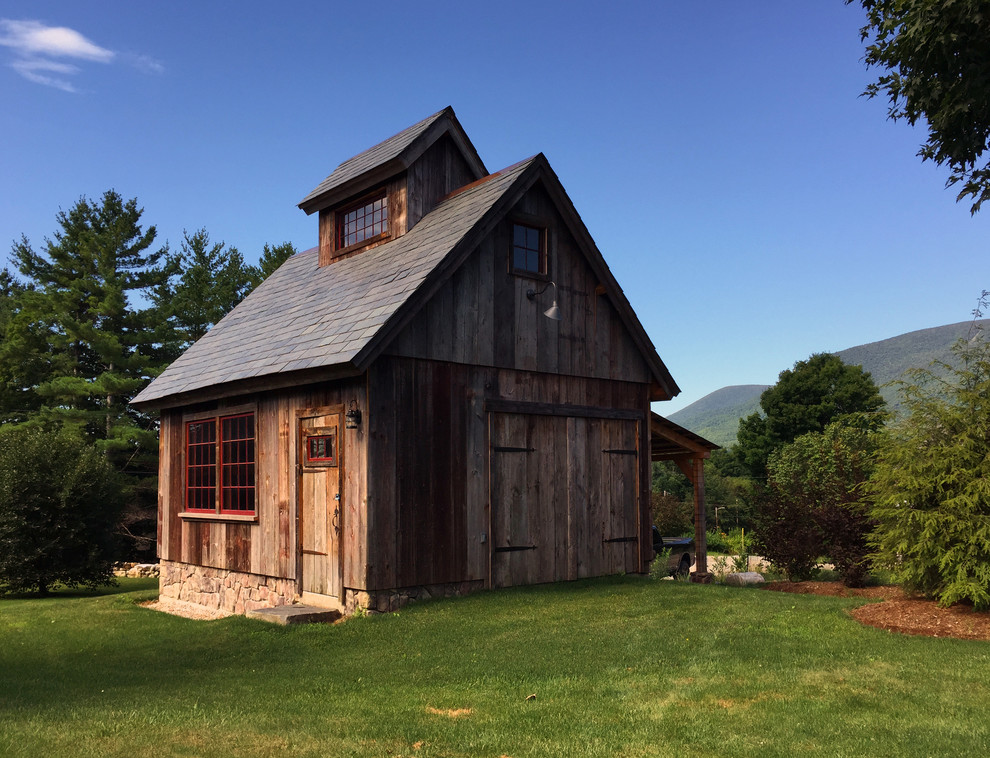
[[690, 456, 711, 583]]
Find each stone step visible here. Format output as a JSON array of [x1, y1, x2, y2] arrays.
[[245, 604, 342, 625]]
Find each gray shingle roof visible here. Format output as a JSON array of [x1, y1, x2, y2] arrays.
[[133, 158, 535, 407], [299, 108, 449, 210]]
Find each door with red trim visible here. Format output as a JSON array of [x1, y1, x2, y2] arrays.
[[298, 412, 341, 604]]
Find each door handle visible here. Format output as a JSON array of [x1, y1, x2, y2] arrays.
[[332, 506, 340, 535]]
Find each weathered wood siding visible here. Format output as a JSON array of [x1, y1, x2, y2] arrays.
[[157, 376, 368, 590], [387, 180, 651, 384], [406, 133, 479, 230], [364, 355, 651, 591], [490, 413, 641, 587]]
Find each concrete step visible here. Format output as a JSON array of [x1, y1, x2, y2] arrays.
[[245, 604, 342, 626]]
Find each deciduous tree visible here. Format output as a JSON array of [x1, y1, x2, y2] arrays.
[[850, 0, 990, 212], [735, 353, 884, 477], [0, 425, 123, 595]]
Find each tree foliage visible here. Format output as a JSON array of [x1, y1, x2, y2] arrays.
[[0, 425, 123, 595], [851, 0, 990, 212], [256, 241, 297, 281], [752, 422, 879, 586], [869, 331, 990, 608], [1, 191, 297, 561], [152, 228, 255, 357], [735, 353, 885, 477]]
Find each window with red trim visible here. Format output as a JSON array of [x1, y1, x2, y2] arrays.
[[185, 412, 255, 515], [337, 191, 388, 249], [305, 433, 336, 466]]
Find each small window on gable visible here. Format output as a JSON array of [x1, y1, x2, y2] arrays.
[[336, 191, 388, 250], [511, 222, 547, 276]]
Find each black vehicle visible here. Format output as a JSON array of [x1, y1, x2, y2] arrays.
[[652, 525, 694, 577]]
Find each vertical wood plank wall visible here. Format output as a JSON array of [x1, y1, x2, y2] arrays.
[[365, 355, 651, 592], [388, 181, 650, 384], [157, 376, 367, 589]]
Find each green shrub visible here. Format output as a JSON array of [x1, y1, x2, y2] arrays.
[[650, 491, 693, 536], [869, 332, 990, 608], [0, 425, 123, 595], [750, 421, 878, 585]]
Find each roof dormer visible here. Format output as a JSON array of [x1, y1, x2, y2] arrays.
[[299, 106, 488, 267]]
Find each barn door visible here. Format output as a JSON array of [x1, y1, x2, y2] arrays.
[[490, 412, 641, 589], [490, 412, 566, 588], [298, 411, 342, 605]]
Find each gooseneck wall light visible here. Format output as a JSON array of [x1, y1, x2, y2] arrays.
[[526, 280, 562, 321]]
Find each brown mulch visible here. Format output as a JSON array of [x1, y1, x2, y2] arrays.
[[761, 581, 990, 641]]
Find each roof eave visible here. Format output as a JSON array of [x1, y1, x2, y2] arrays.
[[130, 361, 364, 411], [298, 157, 407, 216]]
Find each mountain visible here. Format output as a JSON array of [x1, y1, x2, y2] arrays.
[[667, 320, 989, 447], [665, 385, 768, 448]]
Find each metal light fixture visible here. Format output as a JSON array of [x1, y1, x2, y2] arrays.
[[526, 280, 562, 321], [345, 400, 361, 429]]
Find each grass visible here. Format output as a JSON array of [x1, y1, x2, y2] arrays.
[[2, 576, 989, 757]]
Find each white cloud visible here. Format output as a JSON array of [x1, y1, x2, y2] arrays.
[[12, 57, 80, 92], [0, 19, 114, 62], [0, 19, 162, 92], [125, 52, 165, 75]]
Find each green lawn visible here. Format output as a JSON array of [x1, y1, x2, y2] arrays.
[[2, 576, 989, 757]]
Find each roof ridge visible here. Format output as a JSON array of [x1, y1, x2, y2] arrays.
[[440, 154, 540, 203], [331, 106, 449, 175]]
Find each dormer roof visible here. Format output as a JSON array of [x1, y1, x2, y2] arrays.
[[298, 106, 488, 215]]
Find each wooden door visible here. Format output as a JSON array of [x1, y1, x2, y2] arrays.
[[298, 412, 342, 605], [490, 412, 641, 588]]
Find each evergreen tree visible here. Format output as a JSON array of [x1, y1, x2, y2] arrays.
[[254, 241, 297, 281], [6, 190, 170, 559], [869, 329, 990, 608], [153, 228, 255, 358]]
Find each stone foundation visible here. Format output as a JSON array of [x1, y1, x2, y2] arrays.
[[159, 560, 297, 615], [344, 579, 485, 614]]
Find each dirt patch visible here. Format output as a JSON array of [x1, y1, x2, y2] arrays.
[[140, 598, 231, 621], [762, 581, 900, 600], [762, 581, 990, 641], [426, 707, 472, 718]]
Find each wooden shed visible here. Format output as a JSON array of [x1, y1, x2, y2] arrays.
[[132, 107, 715, 615]]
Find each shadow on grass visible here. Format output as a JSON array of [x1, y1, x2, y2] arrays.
[[0, 576, 158, 601]]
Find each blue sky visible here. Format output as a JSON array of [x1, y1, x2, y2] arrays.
[[1, 1, 985, 414]]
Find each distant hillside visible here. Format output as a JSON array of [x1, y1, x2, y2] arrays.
[[667, 320, 989, 447], [667, 385, 767, 448]]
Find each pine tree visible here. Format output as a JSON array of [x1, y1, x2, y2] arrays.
[[255, 241, 297, 281], [153, 228, 256, 359], [7, 191, 171, 559]]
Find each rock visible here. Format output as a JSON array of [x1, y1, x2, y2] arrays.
[[725, 571, 765, 587]]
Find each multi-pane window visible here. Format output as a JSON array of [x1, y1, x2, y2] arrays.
[[337, 192, 388, 249], [185, 413, 255, 515], [512, 223, 546, 274]]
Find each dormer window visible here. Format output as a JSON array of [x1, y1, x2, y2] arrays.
[[511, 222, 548, 276], [337, 191, 388, 250]]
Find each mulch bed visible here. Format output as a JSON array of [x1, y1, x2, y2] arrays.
[[761, 581, 990, 641]]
